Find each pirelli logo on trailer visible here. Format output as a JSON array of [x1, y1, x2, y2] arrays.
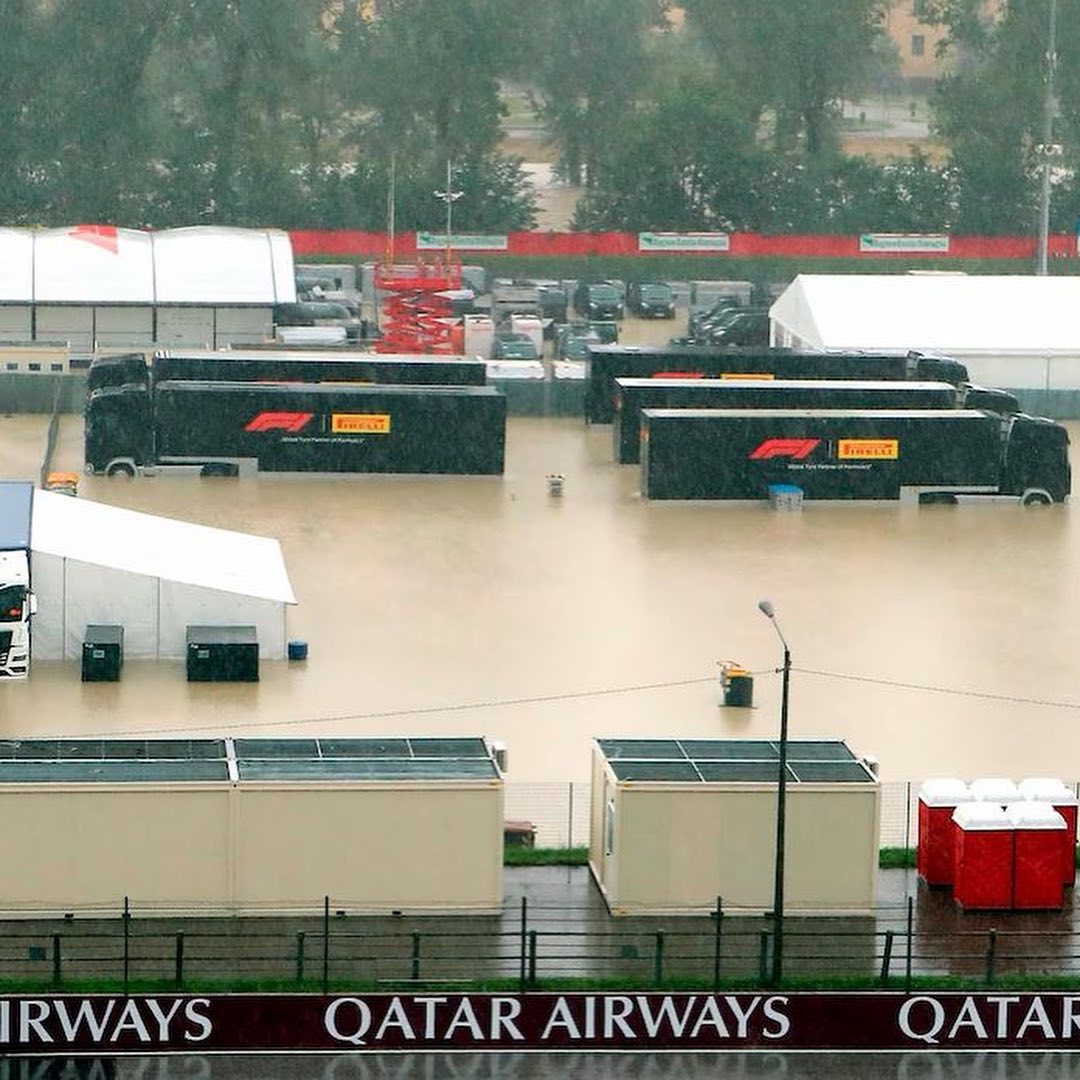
[[837, 439, 899, 460], [332, 413, 392, 434]]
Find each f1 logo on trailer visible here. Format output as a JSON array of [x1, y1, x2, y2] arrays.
[[749, 438, 821, 460], [245, 412, 315, 433]]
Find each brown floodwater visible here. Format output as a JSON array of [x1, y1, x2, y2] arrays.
[[2, 410, 1078, 790], [1, 318, 1079, 792]]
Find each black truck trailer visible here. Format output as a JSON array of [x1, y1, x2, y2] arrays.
[[612, 379, 1021, 464], [85, 380, 506, 477], [640, 408, 1070, 504], [584, 345, 971, 424], [86, 351, 487, 393]]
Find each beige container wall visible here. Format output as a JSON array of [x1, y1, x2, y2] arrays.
[[233, 784, 503, 912], [0, 787, 230, 911], [606, 784, 879, 915], [588, 751, 609, 890]]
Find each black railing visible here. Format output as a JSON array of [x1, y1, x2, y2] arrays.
[[0, 896, 1079, 991]]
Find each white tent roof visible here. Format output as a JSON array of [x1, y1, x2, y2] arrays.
[[0, 229, 35, 301], [34, 226, 155, 303], [0, 226, 296, 305], [30, 490, 296, 604], [770, 274, 1080, 353], [153, 227, 296, 304]]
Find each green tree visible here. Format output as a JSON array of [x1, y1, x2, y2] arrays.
[[528, 0, 670, 186], [682, 0, 891, 158], [925, 0, 1080, 233], [334, 0, 535, 230], [573, 73, 765, 229]]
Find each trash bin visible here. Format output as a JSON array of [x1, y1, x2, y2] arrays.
[[720, 663, 753, 707], [768, 484, 804, 510]]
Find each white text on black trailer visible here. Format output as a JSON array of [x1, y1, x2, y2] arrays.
[[639, 409, 1071, 505]]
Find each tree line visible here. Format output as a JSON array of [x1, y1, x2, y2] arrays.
[[0, 0, 1074, 236]]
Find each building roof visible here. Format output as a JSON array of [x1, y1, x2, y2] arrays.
[[770, 274, 1080, 354], [0, 737, 498, 784], [597, 738, 876, 784], [0, 225, 296, 305], [30, 489, 296, 604]]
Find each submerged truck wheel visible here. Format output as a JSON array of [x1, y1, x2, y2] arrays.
[[200, 462, 240, 477], [104, 460, 136, 478], [1021, 488, 1053, 506]]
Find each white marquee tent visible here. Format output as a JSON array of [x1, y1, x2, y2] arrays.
[[28, 491, 296, 661], [769, 274, 1080, 396], [0, 225, 296, 349]]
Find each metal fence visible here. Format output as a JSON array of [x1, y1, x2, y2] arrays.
[[504, 780, 1080, 849], [507, 780, 922, 849], [0, 896, 1078, 991]]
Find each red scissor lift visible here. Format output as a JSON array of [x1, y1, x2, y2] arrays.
[[374, 261, 462, 354]]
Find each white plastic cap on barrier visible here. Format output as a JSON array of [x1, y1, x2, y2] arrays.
[[1006, 802, 1067, 830], [969, 778, 1020, 804], [1018, 778, 1078, 805], [918, 778, 970, 806], [953, 802, 1011, 830]]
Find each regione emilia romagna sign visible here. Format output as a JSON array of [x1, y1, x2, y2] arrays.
[[859, 233, 950, 253], [638, 232, 731, 252], [7, 993, 1080, 1053], [415, 232, 508, 251]]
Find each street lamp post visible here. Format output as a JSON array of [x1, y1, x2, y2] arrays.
[[434, 159, 463, 262], [1036, 0, 1059, 276], [758, 599, 791, 987]]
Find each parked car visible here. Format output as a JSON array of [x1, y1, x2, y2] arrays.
[[703, 310, 771, 347], [687, 296, 743, 338], [627, 282, 676, 319], [537, 286, 568, 324], [693, 303, 772, 342], [573, 281, 624, 320], [491, 332, 540, 360], [555, 325, 601, 361], [273, 301, 364, 342]]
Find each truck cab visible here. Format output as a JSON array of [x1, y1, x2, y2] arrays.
[[0, 551, 34, 677], [1000, 414, 1071, 504], [0, 482, 36, 679]]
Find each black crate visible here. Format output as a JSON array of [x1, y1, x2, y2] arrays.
[[82, 624, 124, 682], [186, 625, 259, 683]]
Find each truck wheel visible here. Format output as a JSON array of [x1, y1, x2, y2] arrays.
[[1021, 488, 1053, 506], [201, 462, 239, 478], [105, 461, 136, 478]]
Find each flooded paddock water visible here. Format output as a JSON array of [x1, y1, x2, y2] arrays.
[[2, 400, 1079, 789]]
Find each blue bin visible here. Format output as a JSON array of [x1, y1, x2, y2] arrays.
[[287, 640, 309, 661]]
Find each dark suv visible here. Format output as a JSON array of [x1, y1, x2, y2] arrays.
[[627, 282, 676, 319], [574, 282, 624, 320], [704, 309, 770, 347]]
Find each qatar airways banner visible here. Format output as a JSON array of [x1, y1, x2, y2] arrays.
[[4, 993, 1080, 1053]]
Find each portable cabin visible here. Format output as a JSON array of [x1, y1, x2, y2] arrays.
[[589, 738, 880, 915]]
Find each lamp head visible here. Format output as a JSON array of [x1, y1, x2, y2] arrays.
[[758, 599, 775, 619]]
